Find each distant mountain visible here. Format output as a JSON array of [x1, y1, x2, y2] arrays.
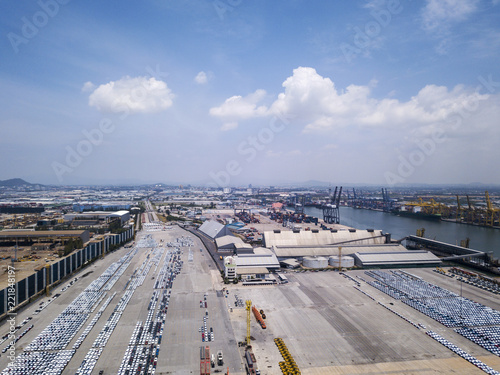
[[0, 178, 37, 187]]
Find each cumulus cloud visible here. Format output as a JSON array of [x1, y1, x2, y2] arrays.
[[88, 76, 174, 114], [195, 71, 208, 84], [211, 66, 492, 138], [421, 0, 479, 31], [209, 89, 268, 127]]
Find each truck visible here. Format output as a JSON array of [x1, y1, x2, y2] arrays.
[[200, 346, 210, 375], [211, 354, 215, 368], [244, 348, 260, 374], [217, 350, 223, 366]]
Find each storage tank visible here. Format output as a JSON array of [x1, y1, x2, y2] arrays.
[[329, 255, 354, 268], [303, 256, 328, 268]]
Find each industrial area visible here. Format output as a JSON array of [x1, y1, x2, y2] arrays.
[[0, 181, 499, 374]]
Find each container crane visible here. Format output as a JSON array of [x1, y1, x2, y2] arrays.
[[322, 186, 342, 224], [456, 195, 462, 221], [484, 191, 499, 227], [466, 195, 474, 224]]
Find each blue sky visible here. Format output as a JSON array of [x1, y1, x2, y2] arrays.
[[1, 0, 500, 187]]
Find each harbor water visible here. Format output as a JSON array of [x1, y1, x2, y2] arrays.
[[304, 206, 500, 260]]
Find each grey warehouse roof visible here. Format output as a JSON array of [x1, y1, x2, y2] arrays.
[[215, 235, 242, 248], [353, 250, 441, 266], [199, 220, 232, 239]]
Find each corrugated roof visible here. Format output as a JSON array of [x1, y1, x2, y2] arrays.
[[354, 250, 441, 266], [215, 235, 242, 248], [235, 249, 280, 269], [263, 229, 386, 247], [199, 220, 230, 239], [272, 243, 405, 258], [0, 230, 88, 237], [235, 243, 253, 249], [237, 267, 269, 275], [110, 210, 130, 216]]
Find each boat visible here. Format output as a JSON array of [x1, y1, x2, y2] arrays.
[[391, 207, 441, 221]]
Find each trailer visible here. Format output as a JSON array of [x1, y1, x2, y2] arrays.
[[244, 348, 260, 375], [200, 346, 211, 375]]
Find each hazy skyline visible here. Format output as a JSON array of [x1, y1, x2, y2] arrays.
[[1, 1, 500, 187]]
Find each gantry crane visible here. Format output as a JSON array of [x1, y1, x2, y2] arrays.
[[484, 191, 499, 227], [466, 195, 474, 224], [456, 195, 462, 221]]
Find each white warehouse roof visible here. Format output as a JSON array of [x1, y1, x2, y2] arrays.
[[110, 210, 130, 217], [263, 229, 386, 248], [272, 244, 406, 259], [234, 247, 280, 269]]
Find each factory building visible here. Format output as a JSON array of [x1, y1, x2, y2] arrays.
[[353, 250, 441, 268], [263, 228, 389, 248], [72, 202, 131, 213], [271, 243, 407, 260], [235, 247, 280, 270], [265, 229, 440, 269], [198, 220, 232, 240], [0, 230, 90, 247], [215, 235, 253, 254], [64, 210, 130, 226], [223, 248, 280, 282]]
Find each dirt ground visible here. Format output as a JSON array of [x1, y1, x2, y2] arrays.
[[0, 246, 60, 289]]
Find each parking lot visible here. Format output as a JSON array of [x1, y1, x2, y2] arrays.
[[0, 224, 499, 374]]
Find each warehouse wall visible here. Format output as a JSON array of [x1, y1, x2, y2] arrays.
[[0, 226, 134, 317]]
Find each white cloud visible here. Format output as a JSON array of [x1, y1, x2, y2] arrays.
[[421, 0, 479, 31], [81, 81, 95, 93], [195, 71, 208, 84], [211, 67, 493, 140], [88, 76, 174, 114], [209, 89, 268, 123]]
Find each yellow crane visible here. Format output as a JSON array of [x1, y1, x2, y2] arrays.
[[245, 300, 252, 346], [456, 195, 462, 221], [466, 195, 474, 224], [484, 191, 499, 227]]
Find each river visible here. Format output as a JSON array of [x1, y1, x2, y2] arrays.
[[304, 206, 500, 259]]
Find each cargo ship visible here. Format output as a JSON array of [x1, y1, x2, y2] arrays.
[[391, 207, 441, 221]]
